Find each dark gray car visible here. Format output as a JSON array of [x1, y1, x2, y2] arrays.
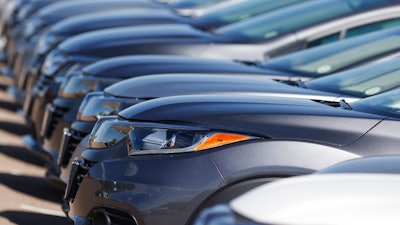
[[66, 89, 400, 225]]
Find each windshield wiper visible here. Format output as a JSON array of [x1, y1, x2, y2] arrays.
[[296, 79, 307, 89], [339, 99, 353, 110]]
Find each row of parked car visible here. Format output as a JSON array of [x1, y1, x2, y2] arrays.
[[2, 0, 400, 224]]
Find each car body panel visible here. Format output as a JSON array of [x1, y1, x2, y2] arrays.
[[26, 4, 400, 158], [50, 9, 185, 37], [102, 73, 343, 99], [54, 1, 400, 61], [66, 92, 400, 225], [70, 151, 226, 225], [228, 173, 400, 225], [318, 155, 400, 174], [58, 24, 219, 57], [118, 94, 382, 146], [82, 55, 289, 79], [68, 141, 359, 225]]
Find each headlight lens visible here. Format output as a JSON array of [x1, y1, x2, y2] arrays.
[[35, 31, 61, 55], [23, 17, 45, 38], [16, 4, 35, 23], [59, 73, 121, 99], [41, 49, 69, 75], [88, 116, 131, 148], [59, 73, 97, 98], [77, 92, 142, 122], [88, 117, 258, 153], [128, 127, 253, 153]]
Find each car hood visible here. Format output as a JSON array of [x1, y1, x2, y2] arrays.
[[36, 0, 163, 22], [318, 155, 400, 174], [49, 9, 184, 36], [82, 55, 289, 79], [103, 73, 343, 101], [58, 24, 219, 57], [118, 94, 384, 146]]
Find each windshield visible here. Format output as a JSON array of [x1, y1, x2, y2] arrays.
[[261, 27, 400, 77], [351, 89, 400, 117], [193, 0, 304, 28], [215, 0, 393, 42], [305, 58, 400, 98], [170, 0, 225, 8]]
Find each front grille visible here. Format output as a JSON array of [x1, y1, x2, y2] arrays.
[[43, 104, 70, 139], [36, 74, 52, 90], [59, 129, 88, 167]]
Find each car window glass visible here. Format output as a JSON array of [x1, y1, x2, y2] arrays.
[[352, 90, 400, 116], [295, 36, 400, 75], [345, 18, 400, 38], [306, 58, 400, 97], [170, 0, 225, 8], [195, 0, 304, 26], [59, 75, 96, 98], [261, 28, 400, 77], [215, 0, 393, 41], [307, 33, 341, 48], [89, 118, 131, 149]]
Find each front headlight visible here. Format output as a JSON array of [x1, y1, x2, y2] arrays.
[[88, 116, 130, 148], [77, 92, 143, 122], [35, 31, 62, 55], [23, 17, 46, 38], [59, 73, 119, 99], [16, 4, 35, 23], [127, 126, 254, 154], [59, 73, 98, 98], [41, 49, 69, 75], [88, 117, 258, 154]]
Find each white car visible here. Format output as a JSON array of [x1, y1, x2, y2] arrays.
[[195, 165, 400, 225]]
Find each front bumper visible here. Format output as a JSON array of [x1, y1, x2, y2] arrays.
[[23, 74, 59, 142], [14, 46, 45, 95], [59, 135, 91, 186], [58, 121, 95, 169], [68, 151, 225, 225]]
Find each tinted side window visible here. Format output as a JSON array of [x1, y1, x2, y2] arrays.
[[307, 33, 340, 48], [345, 19, 400, 38]]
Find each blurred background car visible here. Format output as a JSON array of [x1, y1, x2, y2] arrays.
[[23, 0, 400, 134], [54, 55, 400, 187], [13, 0, 305, 99], [37, 25, 400, 180]]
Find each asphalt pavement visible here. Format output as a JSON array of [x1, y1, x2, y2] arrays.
[[0, 75, 72, 225]]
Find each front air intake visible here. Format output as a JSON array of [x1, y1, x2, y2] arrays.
[[89, 207, 137, 225]]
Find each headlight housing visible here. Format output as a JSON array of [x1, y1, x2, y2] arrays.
[[41, 49, 70, 75], [88, 116, 258, 154], [23, 17, 46, 39], [88, 116, 130, 148], [77, 92, 143, 122], [35, 31, 62, 55], [127, 126, 254, 154], [58, 73, 119, 99], [16, 4, 35, 24]]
